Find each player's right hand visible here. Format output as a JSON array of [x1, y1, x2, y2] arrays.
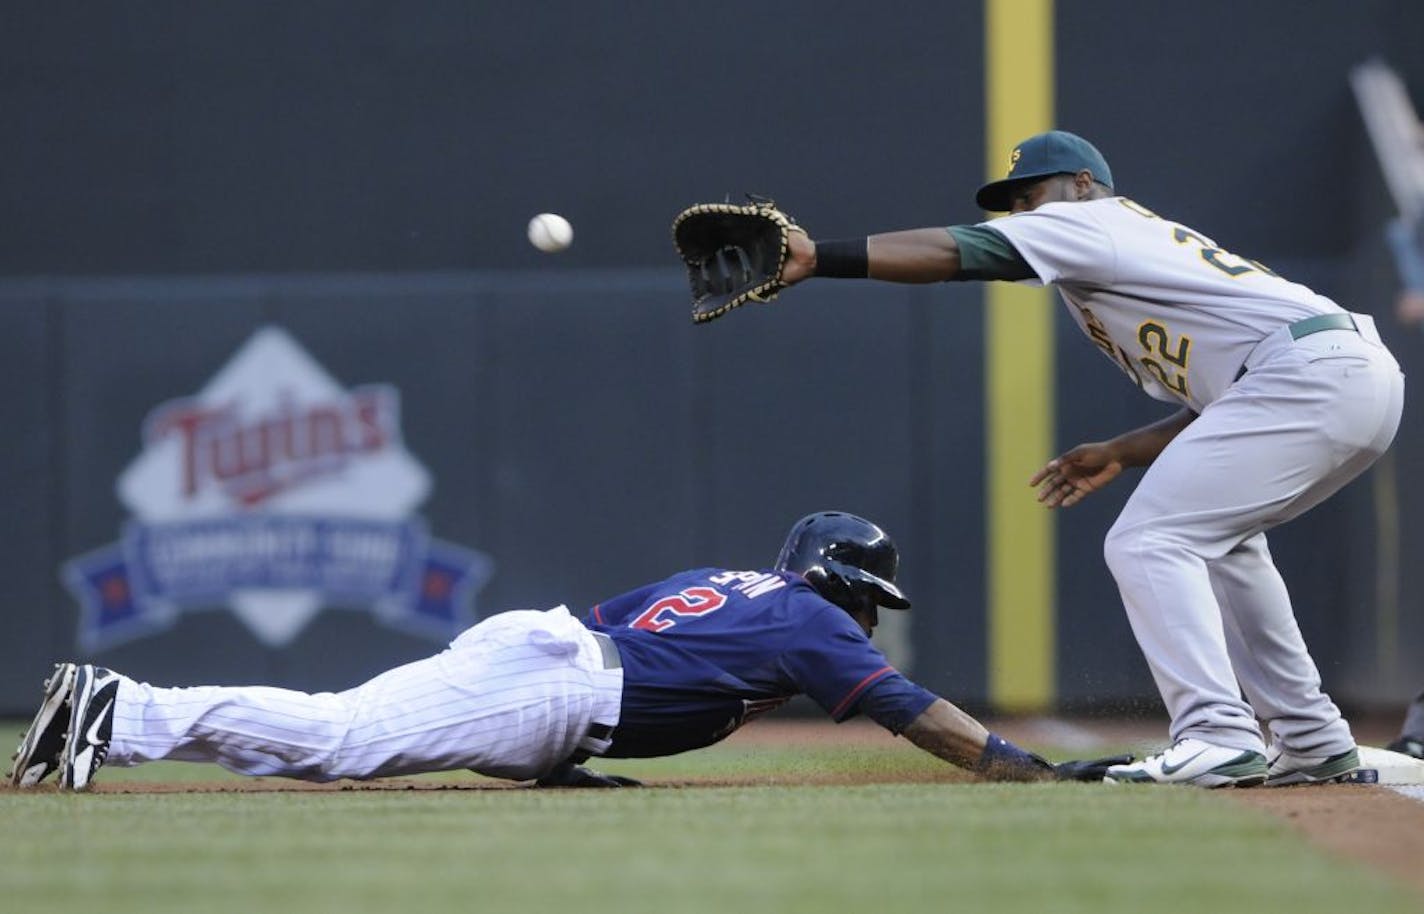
[[1053, 754, 1134, 782], [534, 762, 642, 788], [1029, 442, 1125, 509]]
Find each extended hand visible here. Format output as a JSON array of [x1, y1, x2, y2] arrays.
[[1053, 754, 1134, 782], [534, 762, 642, 788], [1029, 442, 1125, 508]]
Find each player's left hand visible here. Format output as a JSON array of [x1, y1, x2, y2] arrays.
[[1052, 754, 1134, 782], [671, 197, 805, 324], [781, 228, 816, 286], [534, 762, 643, 788]]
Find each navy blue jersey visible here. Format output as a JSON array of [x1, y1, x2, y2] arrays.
[[583, 567, 937, 758]]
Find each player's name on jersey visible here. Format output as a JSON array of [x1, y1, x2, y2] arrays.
[[707, 570, 788, 599]]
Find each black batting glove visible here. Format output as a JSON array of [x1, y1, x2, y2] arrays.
[[1053, 754, 1135, 782]]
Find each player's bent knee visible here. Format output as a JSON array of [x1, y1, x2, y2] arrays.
[[1102, 522, 1149, 579]]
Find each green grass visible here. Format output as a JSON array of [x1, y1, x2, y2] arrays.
[[2, 736, 1418, 914]]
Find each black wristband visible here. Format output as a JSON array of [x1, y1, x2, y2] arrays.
[[814, 238, 870, 278]]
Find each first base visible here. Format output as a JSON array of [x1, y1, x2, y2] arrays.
[[1356, 746, 1424, 785]]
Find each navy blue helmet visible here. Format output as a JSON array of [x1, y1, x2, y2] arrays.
[[775, 511, 910, 615]]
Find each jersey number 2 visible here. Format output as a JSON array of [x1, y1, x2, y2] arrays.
[[630, 586, 728, 632]]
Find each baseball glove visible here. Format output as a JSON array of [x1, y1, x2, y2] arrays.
[[671, 197, 803, 324]]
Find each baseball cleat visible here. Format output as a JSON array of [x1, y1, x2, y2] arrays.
[[8, 663, 79, 787], [1103, 738, 1268, 788], [1385, 736, 1423, 760], [59, 665, 121, 791], [1265, 746, 1361, 787]]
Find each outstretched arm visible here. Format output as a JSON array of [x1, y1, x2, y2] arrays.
[[783, 223, 1038, 287], [901, 698, 999, 771], [782, 228, 965, 285], [869, 230, 967, 283], [900, 698, 1128, 783]]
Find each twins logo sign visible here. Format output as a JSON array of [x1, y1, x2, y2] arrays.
[[63, 326, 493, 651]]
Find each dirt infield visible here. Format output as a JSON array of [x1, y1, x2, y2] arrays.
[[8, 717, 1421, 894], [1234, 785, 1424, 894]]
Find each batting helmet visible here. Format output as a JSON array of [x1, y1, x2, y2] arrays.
[[775, 511, 911, 615]]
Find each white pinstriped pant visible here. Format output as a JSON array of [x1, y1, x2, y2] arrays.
[[107, 606, 624, 782]]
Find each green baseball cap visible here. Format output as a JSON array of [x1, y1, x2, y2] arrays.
[[975, 130, 1114, 212]]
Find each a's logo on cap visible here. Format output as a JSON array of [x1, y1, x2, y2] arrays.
[[1007, 146, 1021, 176]]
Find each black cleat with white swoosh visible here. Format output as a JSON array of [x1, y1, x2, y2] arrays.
[[59, 665, 121, 791], [9, 663, 79, 787]]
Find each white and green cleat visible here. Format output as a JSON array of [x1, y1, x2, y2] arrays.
[[1104, 738, 1268, 788], [1265, 746, 1361, 787]]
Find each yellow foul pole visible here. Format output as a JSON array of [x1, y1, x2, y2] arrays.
[[985, 0, 1055, 712]]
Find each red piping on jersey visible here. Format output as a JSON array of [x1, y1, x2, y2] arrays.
[[831, 666, 895, 719], [592, 605, 604, 624]]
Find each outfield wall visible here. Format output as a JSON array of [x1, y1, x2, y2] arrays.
[[1, 267, 1418, 715], [1, 2, 1421, 714]]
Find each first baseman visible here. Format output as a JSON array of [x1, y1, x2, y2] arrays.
[[759, 131, 1404, 787], [10, 512, 1123, 790]]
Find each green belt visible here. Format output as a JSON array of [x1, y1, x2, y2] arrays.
[[1235, 313, 1360, 382], [1288, 312, 1357, 340]]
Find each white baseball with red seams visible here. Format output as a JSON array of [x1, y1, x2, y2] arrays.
[[527, 213, 573, 252]]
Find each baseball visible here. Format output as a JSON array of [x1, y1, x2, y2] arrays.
[[527, 212, 573, 253]]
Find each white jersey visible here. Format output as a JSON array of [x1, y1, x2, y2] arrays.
[[984, 197, 1345, 412]]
